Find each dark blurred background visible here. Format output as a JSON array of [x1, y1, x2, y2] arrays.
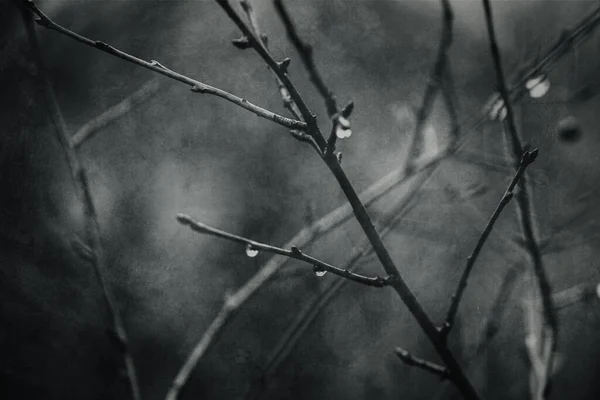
[[2, 0, 600, 399]]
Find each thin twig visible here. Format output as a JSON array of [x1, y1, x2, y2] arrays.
[[215, 0, 326, 149], [441, 149, 538, 339], [70, 79, 161, 148], [481, 1, 557, 398], [21, 0, 306, 132], [273, 0, 337, 116], [20, 8, 142, 400], [273, 0, 354, 153], [395, 347, 450, 379], [404, 0, 454, 173], [176, 214, 394, 287]]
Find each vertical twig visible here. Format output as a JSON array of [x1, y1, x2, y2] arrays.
[[403, 0, 454, 173], [481, 1, 557, 398], [20, 9, 142, 400]]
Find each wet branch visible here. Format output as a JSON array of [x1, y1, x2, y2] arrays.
[[176, 214, 394, 287]]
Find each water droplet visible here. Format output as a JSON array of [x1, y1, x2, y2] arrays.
[[336, 126, 351, 139], [528, 76, 550, 99], [595, 282, 600, 299], [525, 75, 544, 90], [245, 244, 258, 258], [338, 116, 351, 129], [488, 97, 506, 121], [313, 265, 327, 277]]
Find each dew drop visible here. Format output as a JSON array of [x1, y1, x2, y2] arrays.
[[336, 126, 351, 139], [525, 75, 544, 90], [528, 76, 550, 99], [245, 244, 259, 258], [595, 282, 600, 299], [338, 116, 351, 129], [313, 265, 327, 277], [488, 97, 506, 121]]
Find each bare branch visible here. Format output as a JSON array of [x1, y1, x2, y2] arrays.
[[21, 0, 306, 131], [395, 347, 450, 379], [70, 79, 161, 149], [441, 149, 538, 338], [176, 214, 394, 287], [482, 1, 558, 398], [20, 9, 142, 400]]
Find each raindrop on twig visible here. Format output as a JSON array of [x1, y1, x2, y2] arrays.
[[245, 244, 259, 258]]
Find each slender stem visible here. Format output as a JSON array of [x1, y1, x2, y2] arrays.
[[21, 0, 305, 131], [481, 1, 557, 398], [441, 149, 538, 338], [215, 0, 326, 149], [20, 8, 142, 400], [176, 214, 393, 287], [273, 0, 338, 117]]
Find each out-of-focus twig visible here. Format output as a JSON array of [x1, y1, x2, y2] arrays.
[[481, 1, 557, 398], [20, 8, 142, 400], [273, 0, 337, 117], [404, 0, 454, 173], [441, 149, 538, 339], [70, 79, 161, 148], [21, 0, 306, 131], [176, 214, 395, 287]]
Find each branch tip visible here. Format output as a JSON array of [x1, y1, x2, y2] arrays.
[[394, 347, 450, 379]]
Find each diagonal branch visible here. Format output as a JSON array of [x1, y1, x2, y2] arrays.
[[481, 1, 558, 399], [441, 149, 538, 339], [176, 214, 394, 287], [21, 0, 306, 131], [20, 8, 142, 400], [70, 79, 161, 149]]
